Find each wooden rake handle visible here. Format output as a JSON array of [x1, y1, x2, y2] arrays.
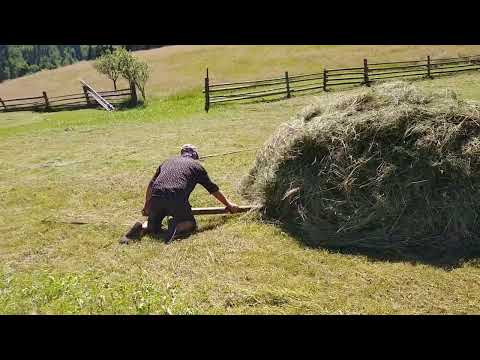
[[141, 205, 255, 229]]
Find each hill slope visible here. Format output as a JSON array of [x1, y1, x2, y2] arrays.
[[1, 45, 480, 99]]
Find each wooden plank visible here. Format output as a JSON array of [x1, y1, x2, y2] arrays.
[[430, 62, 480, 70], [369, 63, 428, 71], [288, 75, 325, 84], [80, 79, 115, 111], [369, 59, 425, 66], [207, 79, 286, 93], [368, 67, 433, 76], [322, 75, 364, 81], [49, 92, 87, 100], [430, 66, 480, 75], [322, 71, 364, 76], [210, 89, 287, 103], [210, 85, 288, 99], [1, 99, 43, 107], [0, 97, 6, 111], [48, 96, 90, 104], [291, 84, 325, 93], [98, 88, 131, 95], [49, 94, 88, 101], [326, 80, 366, 87], [429, 59, 472, 66], [192, 205, 253, 215], [369, 73, 425, 81], [288, 71, 324, 79], [2, 95, 44, 103], [140, 206, 255, 229], [429, 54, 480, 63], [100, 93, 132, 99], [210, 75, 285, 87], [326, 66, 364, 72]]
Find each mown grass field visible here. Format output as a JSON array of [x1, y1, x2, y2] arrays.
[[2, 46, 480, 314]]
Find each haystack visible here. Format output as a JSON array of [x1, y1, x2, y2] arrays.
[[240, 81, 480, 261]]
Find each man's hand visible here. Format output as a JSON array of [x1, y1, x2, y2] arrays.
[[142, 204, 150, 217], [226, 203, 240, 213]]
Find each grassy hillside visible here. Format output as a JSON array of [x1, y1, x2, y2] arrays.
[[1, 45, 480, 99], [2, 46, 480, 314]]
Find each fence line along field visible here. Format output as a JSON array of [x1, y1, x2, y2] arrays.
[[203, 53, 480, 111], [2, 45, 480, 100]]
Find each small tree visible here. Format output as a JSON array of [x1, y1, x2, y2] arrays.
[[117, 48, 151, 102], [94, 51, 121, 90], [133, 61, 150, 101], [93, 47, 151, 103]]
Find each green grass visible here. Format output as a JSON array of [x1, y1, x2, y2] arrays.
[[3, 72, 480, 314]]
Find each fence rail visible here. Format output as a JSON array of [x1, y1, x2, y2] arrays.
[[0, 85, 136, 113], [203, 54, 480, 111]]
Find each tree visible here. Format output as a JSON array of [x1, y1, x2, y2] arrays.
[[116, 47, 151, 102], [132, 61, 150, 101], [94, 50, 121, 90]]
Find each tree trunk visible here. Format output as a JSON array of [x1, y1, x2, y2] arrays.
[[113, 79, 117, 91]]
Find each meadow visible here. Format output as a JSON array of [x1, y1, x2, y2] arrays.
[[2, 46, 480, 314]]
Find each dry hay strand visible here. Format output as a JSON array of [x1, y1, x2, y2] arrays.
[[240, 81, 480, 263]]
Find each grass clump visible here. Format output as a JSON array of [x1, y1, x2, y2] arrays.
[[240, 81, 480, 265]]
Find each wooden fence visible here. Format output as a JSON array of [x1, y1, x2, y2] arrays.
[[203, 54, 480, 112], [0, 84, 136, 113]]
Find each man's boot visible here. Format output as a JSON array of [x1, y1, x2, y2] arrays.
[[163, 218, 177, 244], [119, 222, 144, 244]]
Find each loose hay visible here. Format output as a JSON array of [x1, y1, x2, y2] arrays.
[[240, 81, 480, 263]]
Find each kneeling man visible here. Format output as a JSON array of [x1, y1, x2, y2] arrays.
[[120, 144, 239, 244]]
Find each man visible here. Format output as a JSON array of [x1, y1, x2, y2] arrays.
[[120, 144, 240, 244]]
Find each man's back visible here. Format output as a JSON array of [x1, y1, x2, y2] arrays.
[[152, 156, 219, 198]]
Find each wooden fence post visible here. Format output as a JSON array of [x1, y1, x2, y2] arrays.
[[0, 98, 6, 112], [285, 71, 291, 98], [83, 86, 92, 106], [323, 69, 328, 91], [129, 81, 138, 105], [427, 55, 432, 79], [363, 59, 370, 87], [43, 91, 50, 111], [205, 67, 210, 112]]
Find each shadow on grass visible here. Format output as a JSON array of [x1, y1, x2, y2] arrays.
[[142, 216, 231, 243], [274, 220, 480, 270]]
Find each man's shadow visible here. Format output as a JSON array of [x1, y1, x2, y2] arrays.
[[142, 216, 230, 243]]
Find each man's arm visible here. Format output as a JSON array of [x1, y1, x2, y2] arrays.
[[197, 165, 240, 213], [211, 190, 240, 213], [142, 165, 161, 216]]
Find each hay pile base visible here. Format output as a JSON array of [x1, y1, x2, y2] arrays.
[[240, 81, 480, 264]]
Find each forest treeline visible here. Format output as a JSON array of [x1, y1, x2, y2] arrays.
[[0, 45, 162, 82]]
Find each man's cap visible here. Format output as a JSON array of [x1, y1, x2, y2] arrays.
[[180, 144, 199, 159]]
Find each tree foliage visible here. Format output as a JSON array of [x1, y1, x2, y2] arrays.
[[94, 50, 121, 90], [94, 47, 151, 102]]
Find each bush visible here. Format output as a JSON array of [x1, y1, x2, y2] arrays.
[[240, 81, 480, 262]]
